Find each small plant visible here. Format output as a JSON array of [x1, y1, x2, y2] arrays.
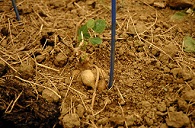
[[74, 19, 106, 62], [78, 19, 106, 46]]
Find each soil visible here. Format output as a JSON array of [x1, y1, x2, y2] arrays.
[[0, 0, 195, 128]]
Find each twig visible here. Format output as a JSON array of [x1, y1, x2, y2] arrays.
[[116, 85, 125, 103], [5, 91, 23, 113], [15, 75, 61, 99], [93, 101, 108, 116], [118, 102, 128, 128], [0, 56, 18, 73], [91, 65, 100, 111], [36, 63, 60, 72]]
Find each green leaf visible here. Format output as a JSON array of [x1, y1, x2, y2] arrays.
[[183, 36, 195, 52], [89, 37, 102, 45], [78, 25, 90, 41], [87, 19, 95, 29], [92, 19, 106, 33], [171, 11, 187, 21]]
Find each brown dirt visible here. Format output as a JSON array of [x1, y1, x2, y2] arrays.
[[0, 0, 195, 127]]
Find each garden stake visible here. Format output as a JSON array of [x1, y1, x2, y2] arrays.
[[11, 0, 20, 21], [108, 0, 116, 89]]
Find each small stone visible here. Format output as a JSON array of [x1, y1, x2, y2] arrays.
[[166, 111, 190, 127]]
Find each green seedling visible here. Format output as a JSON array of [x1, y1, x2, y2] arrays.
[[75, 19, 106, 62], [78, 19, 106, 45]]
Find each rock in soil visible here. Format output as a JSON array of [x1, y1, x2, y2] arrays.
[[166, 111, 190, 127]]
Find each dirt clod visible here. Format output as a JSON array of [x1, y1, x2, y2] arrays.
[[18, 63, 35, 79], [42, 88, 60, 102], [61, 114, 80, 128], [157, 101, 167, 112], [76, 104, 85, 118], [166, 111, 190, 127], [54, 52, 68, 67], [182, 90, 195, 102]]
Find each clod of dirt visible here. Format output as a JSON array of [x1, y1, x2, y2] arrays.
[[18, 63, 35, 79], [140, 101, 151, 108], [54, 52, 68, 67], [127, 22, 147, 35], [81, 70, 95, 88], [109, 115, 125, 126], [171, 68, 192, 81], [177, 98, 188, 112], [97, 79, 107, 91], [181, 89, 195, 102], [157, 101, 167, 112], [0, 60, 7, 77], [125, 115, 137, 126], [97, 117, 109, 126], [144, 116, 154, 126], [42, 88, 60, 102], [61, 114, 80, 128], [36, 54, 46, 63], [76, 104, 85, 118], [167, 0, 193, 8], [164, 43, 178, 57], [165, 111, 190, 127]]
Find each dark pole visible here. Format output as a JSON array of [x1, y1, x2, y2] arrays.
[[11, 0, 20, 21], [108, 0, 116, 89]]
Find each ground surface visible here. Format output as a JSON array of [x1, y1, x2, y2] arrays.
[[0, 0, 195, 128]]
